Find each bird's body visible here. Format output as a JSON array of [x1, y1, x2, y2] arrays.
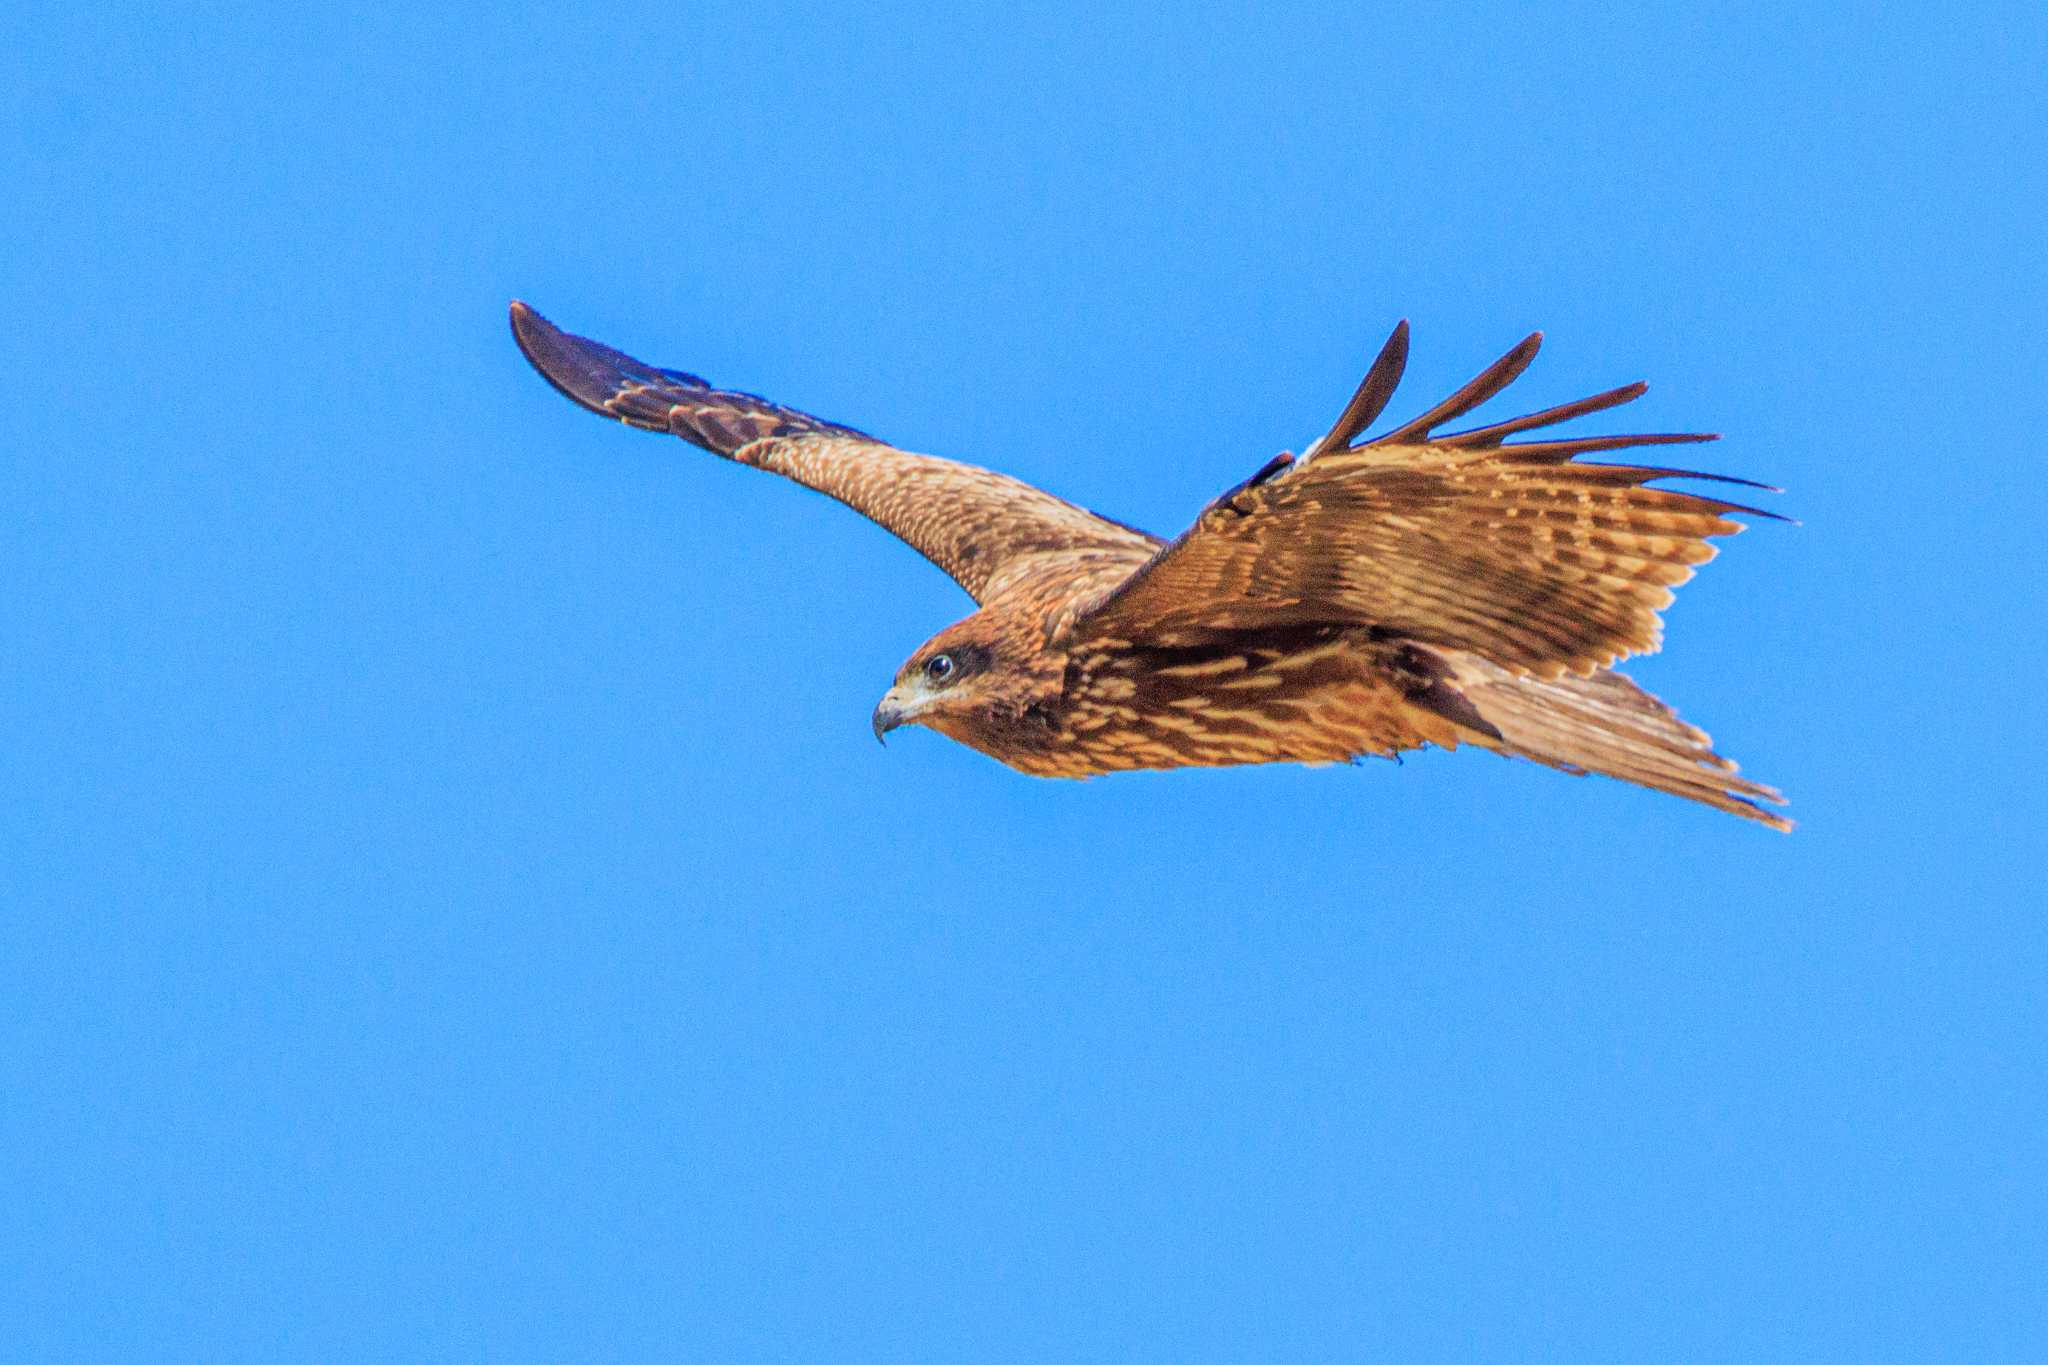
[[511, 302, 1789, 828], [899, 610, 1469, 779]]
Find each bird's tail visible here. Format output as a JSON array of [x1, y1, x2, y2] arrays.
[[1449, 653, 1791, 830]]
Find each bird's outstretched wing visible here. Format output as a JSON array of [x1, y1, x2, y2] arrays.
[[510, 303, 1158, 601], [1069, 323, 1783, 679]]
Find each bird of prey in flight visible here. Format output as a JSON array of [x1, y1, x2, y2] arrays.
[[510, 302, 1788, 829]]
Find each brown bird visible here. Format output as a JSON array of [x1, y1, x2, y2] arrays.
[[510, 301, 1789, 829]]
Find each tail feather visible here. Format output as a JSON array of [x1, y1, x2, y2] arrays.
[[1451, 654, 1791, 830]]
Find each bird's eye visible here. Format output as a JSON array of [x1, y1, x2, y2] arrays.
[[925, 654, 955, 683]]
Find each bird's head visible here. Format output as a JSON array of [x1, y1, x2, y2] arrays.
[[872, 616, 1045, 749]]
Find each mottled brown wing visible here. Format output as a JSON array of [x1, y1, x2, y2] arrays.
[[510, 303, 1158, 601], [1070, 323, 1783, 679]]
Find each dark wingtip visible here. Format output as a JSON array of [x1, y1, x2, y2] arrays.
[[509, 300, 609, 417], [1501, 331, 1544, 372], [507, 301, 706, 430], [507, 299, 559, 374], [1304, 319, 1413, 458], [1375, 328, 1546, 446]]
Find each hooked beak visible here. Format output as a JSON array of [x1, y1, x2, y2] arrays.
[[871, 694, 908, 745]]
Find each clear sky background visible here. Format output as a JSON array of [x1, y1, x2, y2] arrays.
[[3, 2, 2043, 1359]]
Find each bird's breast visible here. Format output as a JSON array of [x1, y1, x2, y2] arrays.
[[977, 627, 1443, 776]]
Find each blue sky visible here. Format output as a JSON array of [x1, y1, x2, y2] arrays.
[[3, 2, 2043, 1358]]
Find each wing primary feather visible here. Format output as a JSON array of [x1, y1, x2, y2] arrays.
[[510, 299, 703, 430], [1500, 432, 1718, 460], [510, 301, 879, 454], [1437, 382, 1647, 447], [1681, 495, 1794, 523], [1581, 463, 1785, 493], [1304, 320, 1410, 458], [1373, 332, 1543, 446]]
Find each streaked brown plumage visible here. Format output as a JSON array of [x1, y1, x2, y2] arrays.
[[510, 302, 1789, 829]]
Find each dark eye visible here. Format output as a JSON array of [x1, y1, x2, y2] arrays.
[[925, 654, 955, 682]]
